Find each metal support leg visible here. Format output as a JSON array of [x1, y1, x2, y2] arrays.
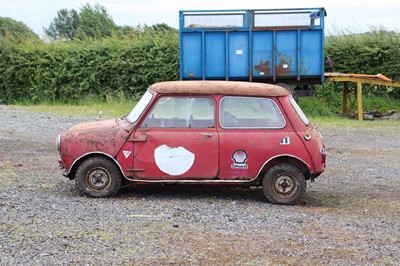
[[342, 82, 348, 114], [357, 82, 363, 121]]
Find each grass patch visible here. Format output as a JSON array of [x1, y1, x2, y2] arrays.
[[299, 95, 400, 116], [299, 95, 400, 129], [19, 99, 136, 119], [308, 115, 400, 129], [299, 96, 339, 117]]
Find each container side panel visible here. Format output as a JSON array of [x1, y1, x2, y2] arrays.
[[300, 30, 323, 75], [252, 31, 274, 78], [181, 32, 202, 79], [276, 31, 297, 77], [205, 32, 226, 78], [228, 32, 249, 78]]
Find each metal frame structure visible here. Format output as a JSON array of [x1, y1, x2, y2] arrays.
[[325, 73, 400, 121]]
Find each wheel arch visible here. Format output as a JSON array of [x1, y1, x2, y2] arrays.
[[257, 155, 311, 182], [67, 152, 126, 180]]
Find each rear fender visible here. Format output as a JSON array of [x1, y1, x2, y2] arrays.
[[257, 154, 311, 180]]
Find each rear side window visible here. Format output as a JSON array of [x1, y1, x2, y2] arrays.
[[220, 96, 285, 128], [289, 97, 310, 126], [141, 96, 215, 128]]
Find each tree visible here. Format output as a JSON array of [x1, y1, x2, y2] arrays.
[[78, 3, 116, 38], [44, 4, 116, 40], [44, 8, 79, 40], [0, 17, 39, 42]]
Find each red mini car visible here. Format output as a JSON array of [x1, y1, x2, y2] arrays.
[[57, 81, 326, 205]]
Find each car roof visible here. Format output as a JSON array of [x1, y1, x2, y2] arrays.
[[149, 81, 290, 97]]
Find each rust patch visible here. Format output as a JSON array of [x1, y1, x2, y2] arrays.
[[254, 60, 271, 76], [233, 176, 252, 180], [275, 53, 293, 76], [61, 119, 132, 159]]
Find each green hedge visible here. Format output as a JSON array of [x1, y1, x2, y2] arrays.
[[1, 27, 399, 104], [324, 28, 400, 99], [0, 31, 179, 103], [325, 29, 400, 80]]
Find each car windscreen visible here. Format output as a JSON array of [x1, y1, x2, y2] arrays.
[[126, 91, 153, 123]]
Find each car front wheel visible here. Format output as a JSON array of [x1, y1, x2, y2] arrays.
[[262, 163, 305, 205], [75, 156, 121, 198]]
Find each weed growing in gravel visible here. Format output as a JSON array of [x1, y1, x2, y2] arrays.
[[0, 171, 20, 190]]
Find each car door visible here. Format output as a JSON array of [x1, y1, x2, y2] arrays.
[[132, 96, 218, 180], [218, 96, 288, 180]]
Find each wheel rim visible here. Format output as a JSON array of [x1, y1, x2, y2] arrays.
[[85, 167, 112, 191], [273, 174, 297, 199]]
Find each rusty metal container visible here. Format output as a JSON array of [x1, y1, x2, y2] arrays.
[[179, 8, 326, 84]]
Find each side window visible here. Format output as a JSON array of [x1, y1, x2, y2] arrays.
[[141, 96, 215, 128], [220, 97, 285, 128]]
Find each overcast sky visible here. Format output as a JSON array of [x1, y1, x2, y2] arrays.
[[0, 0, 399, 37]]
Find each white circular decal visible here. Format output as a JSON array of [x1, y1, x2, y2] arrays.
[[154, 145, 195, 176]]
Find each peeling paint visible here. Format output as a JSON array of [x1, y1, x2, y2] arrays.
[[154, 145, 195, 176], [254, 60, 271, 76], [276, 54, 293, 76]]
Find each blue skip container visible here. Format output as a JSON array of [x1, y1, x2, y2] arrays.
[[179, 8, 326, 84]]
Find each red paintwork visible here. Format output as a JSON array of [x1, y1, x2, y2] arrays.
[[58, 81, 325, 185], [278, 96, 326, 174], [132, 128, 218, 180], [59, 118, 132, 172]]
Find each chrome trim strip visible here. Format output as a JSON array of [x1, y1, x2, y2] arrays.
[[124, 177, 256, 183], [68, 152, 127, 178], [255, 154, 311, 177]]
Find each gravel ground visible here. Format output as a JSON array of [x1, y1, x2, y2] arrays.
[[0, 105, 399, 265]]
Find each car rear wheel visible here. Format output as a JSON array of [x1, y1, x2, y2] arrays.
[[262, 163, 305, 205], [75, 156, 121, 198]]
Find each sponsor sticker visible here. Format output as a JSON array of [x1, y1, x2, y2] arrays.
[[280, 136, 290, 145], [123, 150, 131, 158], [231, 149, 248, 169]]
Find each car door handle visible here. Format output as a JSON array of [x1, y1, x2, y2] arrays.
[[201, 132, 213, 137]]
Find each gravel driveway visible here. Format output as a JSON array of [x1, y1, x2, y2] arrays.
[[0, 105, 399, 265]]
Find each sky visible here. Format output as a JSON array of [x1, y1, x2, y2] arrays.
[[0, 0, 399, 37]]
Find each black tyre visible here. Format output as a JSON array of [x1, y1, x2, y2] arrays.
[[75, 156, 121, 198], [262, 163, 305, 205]]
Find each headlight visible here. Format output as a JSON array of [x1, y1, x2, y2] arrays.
[[56, 134, 61, 152]]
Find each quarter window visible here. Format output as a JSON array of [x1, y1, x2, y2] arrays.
[[141, 97, 215, 128], [220, 97, 285, 128], [290, 97, 310, 126]]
